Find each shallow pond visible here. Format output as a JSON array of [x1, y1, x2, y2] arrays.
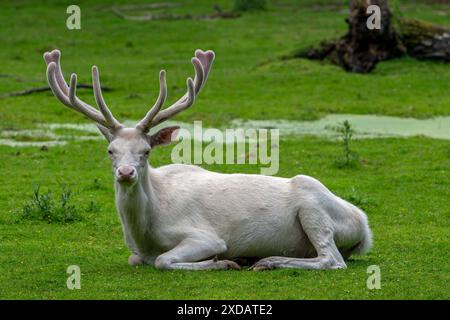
[[1, 114, 449, 147], [231, 114, 450, 140]]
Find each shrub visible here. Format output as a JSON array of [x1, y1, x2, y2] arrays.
[[333, 120, 360, 168], [20, 185, 82, 223]]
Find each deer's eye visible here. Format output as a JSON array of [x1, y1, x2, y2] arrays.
[[108, 149, 113, 155]]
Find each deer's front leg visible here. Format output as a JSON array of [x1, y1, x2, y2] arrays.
[[154, 237, 240, 270], [128, 253, 144, 266]]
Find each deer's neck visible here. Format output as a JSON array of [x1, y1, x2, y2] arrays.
[[114, 164, 160, 252]]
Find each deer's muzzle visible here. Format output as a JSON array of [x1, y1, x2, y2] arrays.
[[116, 166, 136, 183]]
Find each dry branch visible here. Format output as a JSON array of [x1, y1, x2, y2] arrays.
[[0, 84, 112, 99], [111, 2, 240, 21]]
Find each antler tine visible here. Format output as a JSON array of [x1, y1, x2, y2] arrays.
[[67, 72, 110, 127], [44, 50, 98, 117], [148, 58, 201, 127], [135, 70, 167, 133], [195, 49, 215, 90], [150, 77, 195, 126], [92, 66, 122, 130], [44, 49, 120, 129], [166, 57, 203, 107], [146, 50, 215, 128], [46, 61, 108, 127], [46, 62, 71, 107], [44, 50, 69, 95], [191, 57, 205, 96]]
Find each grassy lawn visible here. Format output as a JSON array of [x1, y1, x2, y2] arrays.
[[0, 0, 449, 299]]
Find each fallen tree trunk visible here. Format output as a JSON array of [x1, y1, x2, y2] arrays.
[[301, 0, 450, 73], [397, 18, 450, 61]]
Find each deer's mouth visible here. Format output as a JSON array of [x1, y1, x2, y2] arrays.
[[117, 174, 137, 184]]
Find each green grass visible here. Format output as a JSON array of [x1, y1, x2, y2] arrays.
[[0, 0, 449, 299]]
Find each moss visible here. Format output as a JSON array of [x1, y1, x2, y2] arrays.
[[397, 18, 450, 43]]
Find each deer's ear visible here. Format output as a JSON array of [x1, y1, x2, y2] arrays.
[[149, 126, 180, 148], [97, 124, 114, 142]]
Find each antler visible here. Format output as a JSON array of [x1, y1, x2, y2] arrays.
[[136, 49, 215, 133], [43, 49, 122, 131], [44, 49, 214, 134]]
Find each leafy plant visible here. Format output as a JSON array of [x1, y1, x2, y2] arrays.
[[343, 187, 374, 211], [333, 120, 360, 168], [20, 185, 82, 223]]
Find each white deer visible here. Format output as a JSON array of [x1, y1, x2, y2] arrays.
[[43, 49, 372, 271]]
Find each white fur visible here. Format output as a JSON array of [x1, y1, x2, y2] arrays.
[[113, 146, 372, 270]]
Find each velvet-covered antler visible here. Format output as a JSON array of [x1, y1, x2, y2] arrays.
[[44, 49, 122, 130], [136, 49, 215, 133], [44, 49, 214, 133]]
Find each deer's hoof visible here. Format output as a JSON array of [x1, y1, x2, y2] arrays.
[[128, 254, 144, 266], [218, 260, 241, 270], [249, 259, 275, 271]]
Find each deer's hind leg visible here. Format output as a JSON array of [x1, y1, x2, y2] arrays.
[[250, 208, 346, 271]]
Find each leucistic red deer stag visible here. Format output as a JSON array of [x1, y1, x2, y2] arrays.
[[43, 49, 372, 271]]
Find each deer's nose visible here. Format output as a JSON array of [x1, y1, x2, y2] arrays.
[[117, 166, 136, 180]]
